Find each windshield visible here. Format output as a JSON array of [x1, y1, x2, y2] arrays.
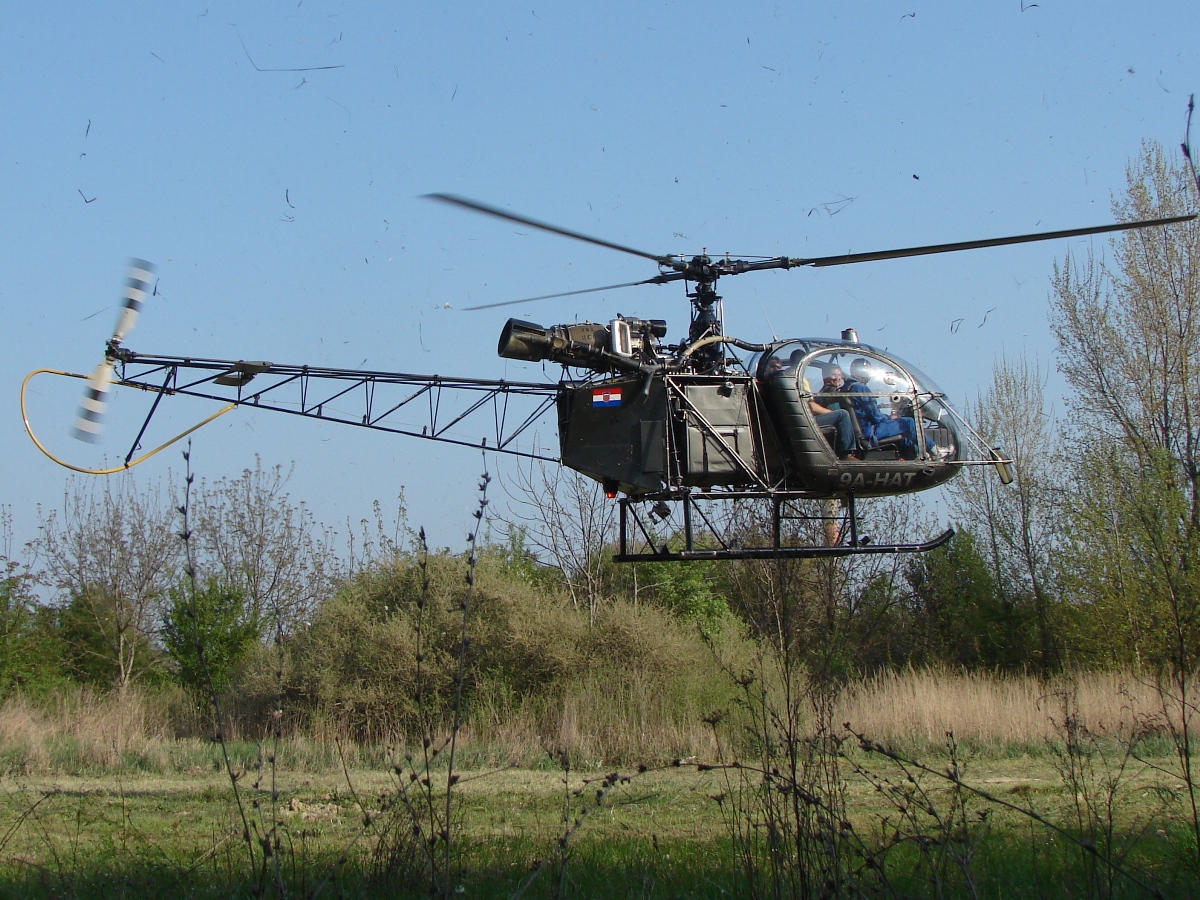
[[797, 344, 961, 462]]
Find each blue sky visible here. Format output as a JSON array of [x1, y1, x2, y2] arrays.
[[4, 1, 1198, 556]]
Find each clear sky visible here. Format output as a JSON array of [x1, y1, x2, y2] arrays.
[[4, 1, 1198, 557]]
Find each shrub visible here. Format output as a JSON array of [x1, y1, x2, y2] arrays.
[[280, 552, 737, 746], [161, 579, 261, 698]]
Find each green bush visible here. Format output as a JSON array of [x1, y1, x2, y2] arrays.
[[162, 580, 261, 698], [277, 552, 738, 744], [0, 566, 68, 697]]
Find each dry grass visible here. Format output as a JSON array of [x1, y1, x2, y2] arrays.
[[0, 687, 182, 773], [0, 669, 1187, 775], [479, 667, 722, 765], [840, 667, 1177, 749]]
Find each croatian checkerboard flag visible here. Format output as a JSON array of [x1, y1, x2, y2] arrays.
[[592, 387, 622, 408]]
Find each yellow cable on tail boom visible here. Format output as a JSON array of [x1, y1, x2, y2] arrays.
[[21, 368, 235, 475]]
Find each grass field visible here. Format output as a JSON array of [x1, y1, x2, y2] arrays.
[[2, 669, 1199, 897], [1, 746, 1198, 898]]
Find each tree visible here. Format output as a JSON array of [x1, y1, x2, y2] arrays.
[[0, 573, 41, 694], [54, 587, 162, 688], [498, 461, 619, 621], [1051, 144, 1200, 476], [625, 558, 728, 626], [1048, 142, 1200, 873], [36, 478, 180, 694], [162, 580, 261, 697], [901, 529, 1034, 669], [0, 509, 61, 695], [950, 354, 1062, 672], [188, 460, 339, 637], [1048, 142, 1200, 668]]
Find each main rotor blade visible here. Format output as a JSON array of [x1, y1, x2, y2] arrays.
[[424, 193, 679, 267], [793, 214, 1197, 268], [463, 274, 683, 311]]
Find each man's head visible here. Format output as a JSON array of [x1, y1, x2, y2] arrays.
[[764, 356, 784, 375], [824, 365, 845, 388], [850, 357, 873, 384]]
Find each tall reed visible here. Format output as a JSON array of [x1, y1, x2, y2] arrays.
[[840, 668, 1174, 750], [1, 668, 1187, 775]]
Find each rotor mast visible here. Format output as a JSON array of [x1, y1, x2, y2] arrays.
[[682, 253, 727, 372]]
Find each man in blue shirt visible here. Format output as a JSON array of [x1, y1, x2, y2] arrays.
[[827, 361, 927, 459]]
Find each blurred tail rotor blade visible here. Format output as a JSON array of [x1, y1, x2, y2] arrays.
[[73, 359, 115, 443], [72, 258, 154, 443], [111, 258, 155, 344]]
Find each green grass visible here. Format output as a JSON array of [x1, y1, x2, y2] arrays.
[[1, 753, 1199, 898]]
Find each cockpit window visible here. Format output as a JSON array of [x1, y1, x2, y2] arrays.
[[798, 347, 960, 462], [755, 341, 808, 380]]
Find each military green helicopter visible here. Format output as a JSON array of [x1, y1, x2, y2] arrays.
[[21, 198, 1194, 561]]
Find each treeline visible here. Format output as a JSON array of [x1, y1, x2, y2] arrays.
[[0, 478, 1043, 742], [1, 143, 1197, 741], [0, 474, 747, 743]]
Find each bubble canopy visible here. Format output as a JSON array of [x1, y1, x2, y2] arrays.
[[750, 339, 961, 461]]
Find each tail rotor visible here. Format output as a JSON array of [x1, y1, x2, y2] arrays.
[[72, 259, 155, 443]]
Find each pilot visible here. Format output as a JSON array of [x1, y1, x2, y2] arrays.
[[839, 358, 929, 459]]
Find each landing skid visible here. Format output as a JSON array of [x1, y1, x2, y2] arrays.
[[614, 491, 954, 562]]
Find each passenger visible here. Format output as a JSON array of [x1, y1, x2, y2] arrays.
[[820, 364, 850, 409], [784, 351, 856, 458], [840, 358, 930, 459], [760, 353, 856, 459], [792, 375, 853, 460], [806, 383, 857, 459]]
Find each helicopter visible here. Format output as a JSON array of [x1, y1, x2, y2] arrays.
[[22, 197, 1195, 562]]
